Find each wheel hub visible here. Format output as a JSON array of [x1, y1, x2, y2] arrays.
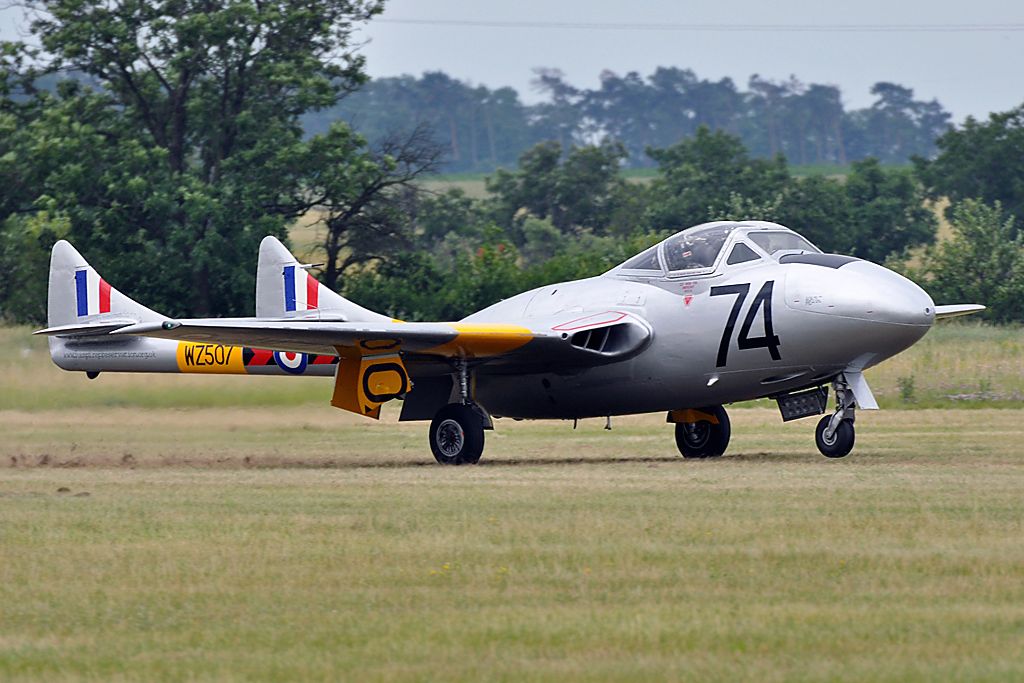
[[436, 419, 465, 458], [682, 422, 711, 448]]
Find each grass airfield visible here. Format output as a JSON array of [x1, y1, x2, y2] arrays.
[[2, 325, 1024, 680]]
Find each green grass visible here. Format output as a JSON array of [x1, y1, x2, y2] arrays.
[[420, 168, 661, 199], [417, 162, 907, 198], [865, 322, 1024, 407], [1, 407, 1023, 680], [789, 163, 849, 178]]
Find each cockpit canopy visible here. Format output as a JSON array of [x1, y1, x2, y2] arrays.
[[613, 221, 820, 277]]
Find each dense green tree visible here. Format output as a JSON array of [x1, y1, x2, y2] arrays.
[[303, 123, 443, 291], [344, 243, 524, 321], [914, 105, 1024, 223], [840, 158, 937, 263], [844, 83, 951, 164], [322, 71, 538, 172], [1, 0, 382, 320], [775, 175, 853, 252], [486, 140, 629, 236], [0, 211, 68, 322], [317, 69, 951, 173], [644, 129, 934, 261], [643, 127, 789, 230], [905, 200, 1024, 323], [780, 160, 935, 260], [413, 188, 493, 248]]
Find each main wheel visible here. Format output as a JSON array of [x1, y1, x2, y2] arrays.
[[429, 403, 485, 465], [675, 406, 731, 458], [815, 415, 855, 458]]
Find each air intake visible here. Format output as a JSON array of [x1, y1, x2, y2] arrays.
[[568, 322, 648, 357]]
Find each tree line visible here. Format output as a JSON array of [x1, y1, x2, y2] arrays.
[[1, 2, 1022, 326], [309, 68, 953, 172], [334, 108, 1024, 325]]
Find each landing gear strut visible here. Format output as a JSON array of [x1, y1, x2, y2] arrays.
[[815, 375, 856, 458], [673, 405, 731, 458], [429, 359, 486, 465]]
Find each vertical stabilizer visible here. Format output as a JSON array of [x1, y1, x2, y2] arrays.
[[255, 236, 389, 322], [47, 240, 163, 329]]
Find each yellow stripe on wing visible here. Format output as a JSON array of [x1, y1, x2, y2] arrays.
[[425, 323, 535, 358]]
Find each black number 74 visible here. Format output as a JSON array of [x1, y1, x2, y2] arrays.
[[709, 281, 782, 367]]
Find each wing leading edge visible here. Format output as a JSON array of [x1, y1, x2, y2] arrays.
[[112, 313, 652, 366], [112, 313, 652, 419]]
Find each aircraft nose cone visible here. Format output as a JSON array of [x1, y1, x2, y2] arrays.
[[785, 259, 934, 326], [783, 259, 935, 367], [840, 261, 935, 326]]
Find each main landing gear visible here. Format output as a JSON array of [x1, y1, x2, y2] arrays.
[[429, 403, 485, 465], [815, 376, 856, 458], [671, 406, 731, 458], [429, 359, 487, 465]]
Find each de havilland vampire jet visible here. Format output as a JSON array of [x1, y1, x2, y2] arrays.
[[37, 221, 983, 464]]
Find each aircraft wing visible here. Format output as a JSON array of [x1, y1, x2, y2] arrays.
[[112, 310, 652, 367], [934, 304, 985, 320]]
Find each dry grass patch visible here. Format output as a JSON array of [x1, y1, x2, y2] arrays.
[[1, 407, 1023, 680]]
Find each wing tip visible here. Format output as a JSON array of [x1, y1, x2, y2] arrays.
[[934, 304, 986, 320]]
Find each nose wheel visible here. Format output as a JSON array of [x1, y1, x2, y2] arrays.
[[815, 414, 855, 457], [815, 376, 856, 458]]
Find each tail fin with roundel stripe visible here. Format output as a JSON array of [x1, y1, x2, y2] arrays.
[[35, 240, 344, 380], [255, 235, 389, 323], [40, 240, 164, 335]]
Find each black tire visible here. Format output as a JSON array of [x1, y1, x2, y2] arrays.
[[429, 403, 485, 465], [675, 406, 731, 458], [815, 415, 855, 458]]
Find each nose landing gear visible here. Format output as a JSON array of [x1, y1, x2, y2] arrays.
[[815, 376, 856, 458]]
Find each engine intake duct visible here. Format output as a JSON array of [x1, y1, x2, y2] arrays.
[[568, 321, 648, 357]]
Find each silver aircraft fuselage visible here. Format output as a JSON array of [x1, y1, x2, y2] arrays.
[[468, 225, 933, 419], [41, 221, 975, 462], [44, 222, 936, 422]]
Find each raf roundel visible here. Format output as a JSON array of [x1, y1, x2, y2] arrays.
[[273, 350, 308, 375]]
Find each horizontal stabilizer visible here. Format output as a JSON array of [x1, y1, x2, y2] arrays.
[[34, 319, 138, 337], [934, 304, 985, 320]]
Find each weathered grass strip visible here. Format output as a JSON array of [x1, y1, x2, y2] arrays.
[[1, 407, 1022, 680]]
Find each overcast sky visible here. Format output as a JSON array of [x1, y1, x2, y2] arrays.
[[2, 0, 1021, 121], [354, 0, 1023, 121]]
